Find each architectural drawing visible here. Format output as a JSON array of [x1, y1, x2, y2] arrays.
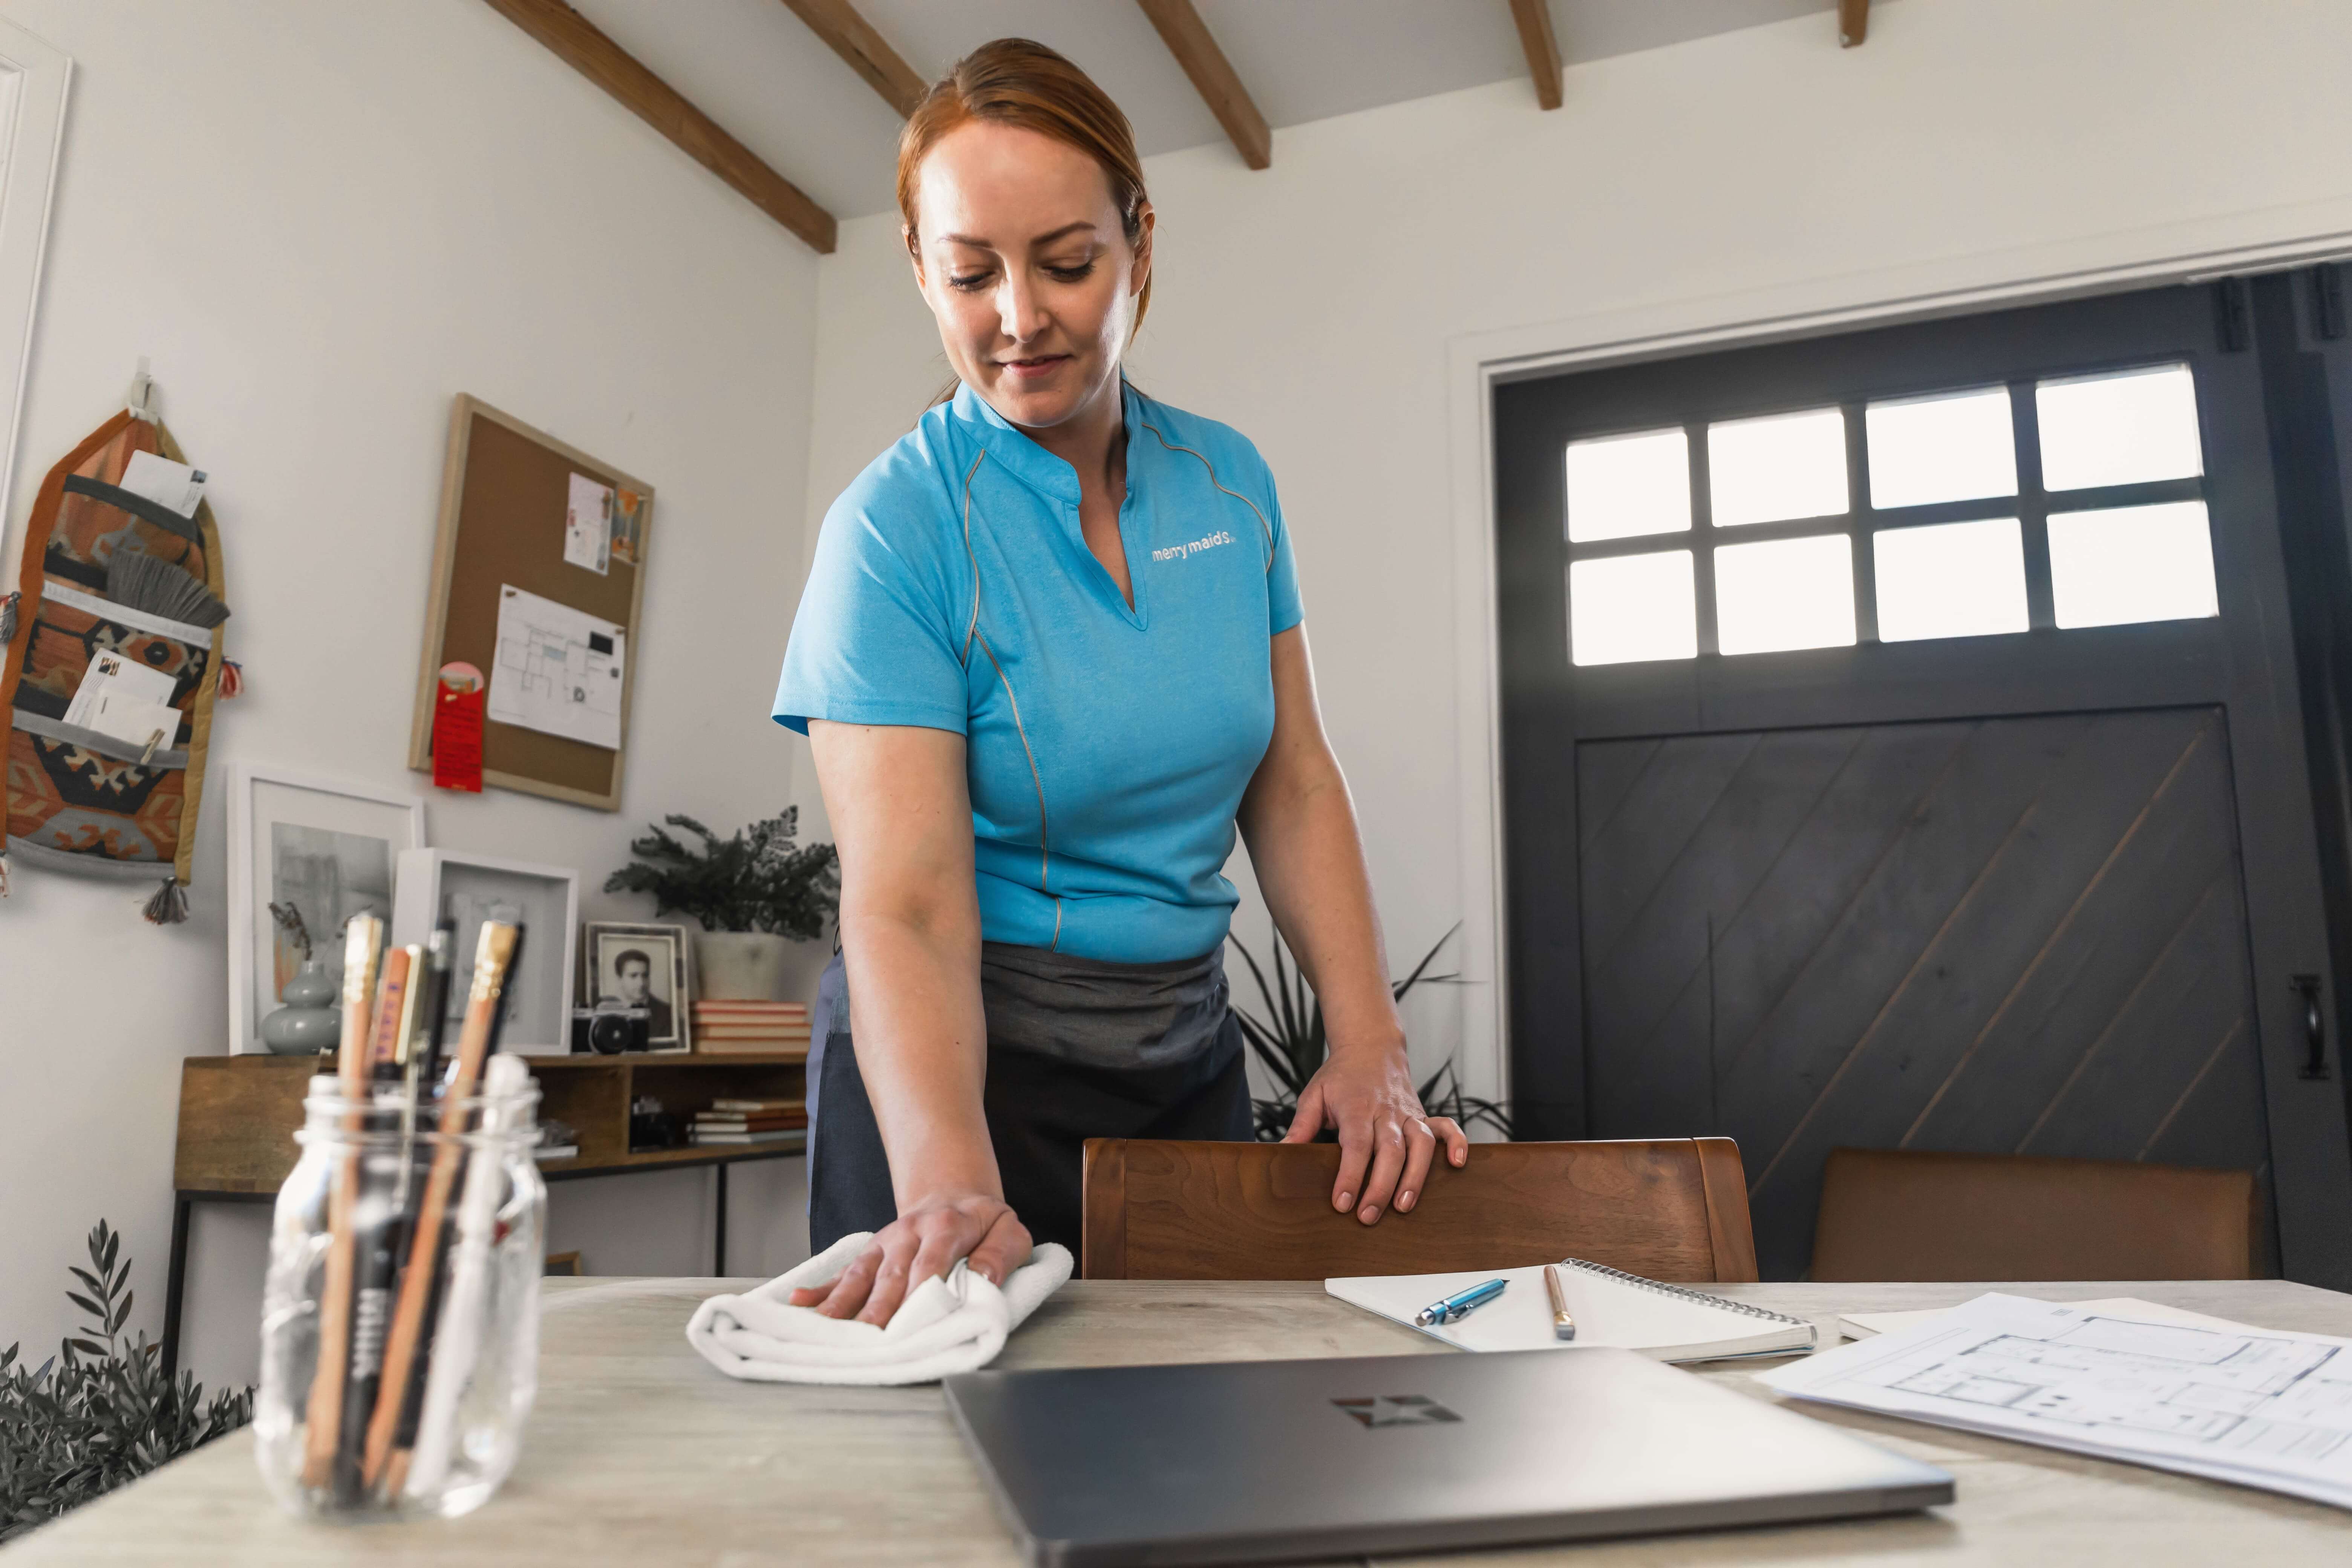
[[487, 584, 626, 750]]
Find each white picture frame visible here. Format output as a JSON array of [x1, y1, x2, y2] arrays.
[[578, 920, 694, 1053], [226, 764, 428, 1056], [391, 848, 580, 1056]]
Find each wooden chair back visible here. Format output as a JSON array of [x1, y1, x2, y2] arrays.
[[1810, 1147, 2259, 1282], [1080, 1137, 1759, 1282]]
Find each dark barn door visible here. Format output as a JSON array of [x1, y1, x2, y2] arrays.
[[1495, 280, 2352, 1286]]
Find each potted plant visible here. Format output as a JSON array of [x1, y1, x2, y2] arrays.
[[1228, 922, 1511, 1142], [603, 807, 840, 1000], [2, 1222, 253, 1542]]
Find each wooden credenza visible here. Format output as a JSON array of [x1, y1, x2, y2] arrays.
[[164, 1050, 808, 1376]]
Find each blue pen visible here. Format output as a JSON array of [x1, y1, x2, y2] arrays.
[[1414, 1277, 1508, 1327]]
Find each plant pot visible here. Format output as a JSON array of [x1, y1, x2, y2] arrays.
[[693, 931, 792, 1001]]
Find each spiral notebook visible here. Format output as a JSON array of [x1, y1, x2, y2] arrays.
[[1326, 1259, 1818, 1362]]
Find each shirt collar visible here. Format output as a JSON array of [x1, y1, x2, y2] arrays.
[[949, 379, 1144, 507]]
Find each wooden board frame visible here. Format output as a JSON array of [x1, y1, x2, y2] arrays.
[[406, 395, 653, 810]]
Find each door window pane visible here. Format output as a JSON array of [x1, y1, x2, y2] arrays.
[[1873, 518, 2029, 642], [1566, 428, 1690, 542], [2048, 501, 2219, 628], [1865, 386, 2017, 508], [2036, 364, 2204, 491], [1714, 534, 1856, 655], [1709, 407, 1848, 527], [1568, 551, 1697, 666]]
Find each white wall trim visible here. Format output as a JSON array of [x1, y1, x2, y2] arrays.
[[0, 16, 68, 532], [1446, 189, 2352, 1116]]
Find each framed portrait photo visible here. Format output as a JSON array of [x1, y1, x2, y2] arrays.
[[579, 921, 692, 1053], [390, 848, 580, 1055], [227, 764, 428, 1055]]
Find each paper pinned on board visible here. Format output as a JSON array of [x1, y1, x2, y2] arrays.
[[487, 584, 625, 750], [564, 473, 612, 576]]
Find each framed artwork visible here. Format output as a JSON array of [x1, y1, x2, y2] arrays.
[[579, 921, 692, 1053], [390, 848, 580, 1056], [227, 765, 429, 1055]]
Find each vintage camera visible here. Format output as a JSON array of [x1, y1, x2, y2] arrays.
[[571, 999, 650, 1055]]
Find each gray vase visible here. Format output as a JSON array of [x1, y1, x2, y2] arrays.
[[261, 959, 341, 1054], [692, 931, 791, 1001]]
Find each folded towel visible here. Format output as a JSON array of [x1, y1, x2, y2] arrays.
[[685, 1231, 1073, 1386]]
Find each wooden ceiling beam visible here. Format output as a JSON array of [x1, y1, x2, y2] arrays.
[[1136, 0, 1271, 171], [1508, 0, 1563, 111], [1839, 0, 1870, 47], [481, 0, 836, 253], [779, 0, 927, 119]]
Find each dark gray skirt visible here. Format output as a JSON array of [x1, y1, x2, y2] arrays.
[[806, 942, 1251, 1256]]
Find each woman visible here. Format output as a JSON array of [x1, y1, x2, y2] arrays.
[[773, 39, 1468, 1325]]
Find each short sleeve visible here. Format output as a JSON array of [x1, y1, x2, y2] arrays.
[[1262, 463, 1305, 636], [771, 468, 969, 737]]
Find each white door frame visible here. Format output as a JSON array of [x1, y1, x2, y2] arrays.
[[1445, 193, 2352, 1113], [0, 16, 68, 531]]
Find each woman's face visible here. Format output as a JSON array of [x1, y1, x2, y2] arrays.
[[909, 121, 1152, 434]]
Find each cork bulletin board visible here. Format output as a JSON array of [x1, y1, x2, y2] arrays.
[[405, 396, 654, 810]]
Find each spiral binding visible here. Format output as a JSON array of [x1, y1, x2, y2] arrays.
[[1558, 1258, 1812, 1330]]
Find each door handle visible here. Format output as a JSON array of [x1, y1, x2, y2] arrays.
[[2293, 974, 2329, 1081]]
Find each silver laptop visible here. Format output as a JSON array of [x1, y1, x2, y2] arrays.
[[945, 1347, 1952, 1566]]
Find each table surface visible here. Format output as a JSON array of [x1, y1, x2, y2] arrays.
[[11, 1277, 2352, 1565]]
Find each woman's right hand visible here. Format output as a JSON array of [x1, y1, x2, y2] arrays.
[[788, 1194, 1034, 1325]]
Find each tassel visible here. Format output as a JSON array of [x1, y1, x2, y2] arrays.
[[0, 848, 10, 900], [0, 590, 16, 646], [142, 875, 189, 925], [217, 659, 242, 698]]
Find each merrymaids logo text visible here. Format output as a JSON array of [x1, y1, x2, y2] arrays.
[[1152, 530, 1236, 564]]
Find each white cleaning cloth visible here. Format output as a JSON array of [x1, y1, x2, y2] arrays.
[[685, 1231, 1073, 1386]]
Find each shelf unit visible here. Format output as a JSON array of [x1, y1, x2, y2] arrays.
[[165, 1050, 809, 1378]]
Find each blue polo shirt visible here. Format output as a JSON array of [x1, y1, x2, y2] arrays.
[[773, 382, 1303, 963]]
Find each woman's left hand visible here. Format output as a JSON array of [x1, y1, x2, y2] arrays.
[[1281, 1043, 1470, 1224]]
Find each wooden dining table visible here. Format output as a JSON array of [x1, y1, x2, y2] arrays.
[[10, 1276, 2352, 1564]]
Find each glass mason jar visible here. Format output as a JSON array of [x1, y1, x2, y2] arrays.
[[255, 1074, 545, 1520]]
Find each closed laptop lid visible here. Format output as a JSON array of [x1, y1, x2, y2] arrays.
[[945, 1347, 1952, 1568]]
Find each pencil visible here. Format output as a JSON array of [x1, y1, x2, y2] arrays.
[[337, 946, 415, 1479], [361, 920, 519, 1493], [1545, 1263, 1577, 1342], [299, 914, 381, 1493]]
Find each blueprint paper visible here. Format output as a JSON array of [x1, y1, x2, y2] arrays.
[[1761, 1293, 2352, 1509], [487, 584, 625, 750]]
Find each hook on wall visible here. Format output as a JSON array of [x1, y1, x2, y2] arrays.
[[124, 356, 158, 423]]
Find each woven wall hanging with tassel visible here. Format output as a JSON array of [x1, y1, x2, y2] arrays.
[[0, 379, 231, 922]]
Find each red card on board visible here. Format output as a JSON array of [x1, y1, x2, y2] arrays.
[[432, 663, 485, 793]]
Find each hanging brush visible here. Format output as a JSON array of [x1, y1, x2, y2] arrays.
[[106, 550, 229, 629]]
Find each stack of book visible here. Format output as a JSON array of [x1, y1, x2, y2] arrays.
[[691, 1000, 811, 1055], [688, 1098, 807, 1146]]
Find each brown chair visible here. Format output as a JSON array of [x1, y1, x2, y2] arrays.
[[1079, 1137, 1758, 1282], [1810, 1147, 2259, 1282]]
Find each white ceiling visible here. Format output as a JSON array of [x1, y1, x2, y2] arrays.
[[563, 0, 1842, 224]]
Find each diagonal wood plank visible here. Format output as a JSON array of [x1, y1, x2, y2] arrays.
[[1507, 0, 1564, 110], [780, 0, 928, 118], [481, 0, 836, 251], [1136, 0, 1271, 170]]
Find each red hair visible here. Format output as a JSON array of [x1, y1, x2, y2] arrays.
[[897, 38, 1153, 335]]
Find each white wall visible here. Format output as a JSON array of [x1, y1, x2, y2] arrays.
[[0, 1, 821, 1390], [790, 0, 2352, 1106]]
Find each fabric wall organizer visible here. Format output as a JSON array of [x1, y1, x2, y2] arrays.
[[0, 409, 231, 922]]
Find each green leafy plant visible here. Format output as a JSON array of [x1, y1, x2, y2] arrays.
[[1, 1222, 253, 1543], [1228, 923, 1512, 1142], [603, 807, 840, 938]]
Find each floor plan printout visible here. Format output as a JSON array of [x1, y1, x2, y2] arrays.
[[1760, 1294, 2352, 1509], [487, 584, 626, 750]]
